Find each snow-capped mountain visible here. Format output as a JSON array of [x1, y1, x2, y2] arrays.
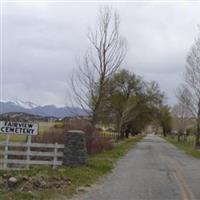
[[0, 100, 88, 118], [11, 99, 38, 109]]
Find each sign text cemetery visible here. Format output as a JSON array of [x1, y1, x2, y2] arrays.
[[0, 121, 38, 135]]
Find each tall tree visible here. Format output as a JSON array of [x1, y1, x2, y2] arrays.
[[172, 101, 191, 132], [71, 6, 126, 129], [108, 69, 143, 137], [172, 102, 191, 142], [177, 33, 200, 148], [100, 70, 164, 138]]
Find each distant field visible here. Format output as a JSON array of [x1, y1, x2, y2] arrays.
[[0, 121, 60, 142], [38, 122, 56, 133]]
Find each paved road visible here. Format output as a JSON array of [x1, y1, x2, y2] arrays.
[[73, 135, 200, 200]]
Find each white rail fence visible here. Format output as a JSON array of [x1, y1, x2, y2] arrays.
[[0, 136, 64, 170]]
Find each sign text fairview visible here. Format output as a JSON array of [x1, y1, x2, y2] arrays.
[[0, 121, 38, 135]]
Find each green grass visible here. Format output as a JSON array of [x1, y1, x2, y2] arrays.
[[0, 135, 143, 200], [0, 134, 26, 142], [38, 122, 59, 133], [163, 135, 200, 159]]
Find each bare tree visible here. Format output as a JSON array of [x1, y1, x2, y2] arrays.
[[71, 6, 126, 129], [172, 100, 191, 142], [177, 33, 200, 147]]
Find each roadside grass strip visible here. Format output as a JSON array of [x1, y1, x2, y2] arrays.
[[163, 136, 200, 159]]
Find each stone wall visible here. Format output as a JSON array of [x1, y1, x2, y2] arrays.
[[63, 130, 88, 166]]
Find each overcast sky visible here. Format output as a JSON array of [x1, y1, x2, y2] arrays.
[[1, 1, 200, 106]]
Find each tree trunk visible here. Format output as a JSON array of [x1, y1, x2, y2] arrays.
[[195, 121, 200, 148], [118, 116, 125, 139], [116, 113, 122, 136], [91, 112, 97, 137], [125, 130, 129, 138], [163, 127, 166, 137], [119, 125, 125, 139], [195, 100, 200, 149], [177, 131, 181, 142]]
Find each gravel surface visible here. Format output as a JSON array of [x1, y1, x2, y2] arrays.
[[73, 134, 200, 200]]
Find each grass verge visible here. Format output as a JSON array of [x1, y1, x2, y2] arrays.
[[0, 135, 143, 200], [163, 135, 200, 159]]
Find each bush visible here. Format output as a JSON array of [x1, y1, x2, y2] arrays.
[[32, 118, 113, 154], [86, 134, 113, 154], [32, 128, 64, 144]]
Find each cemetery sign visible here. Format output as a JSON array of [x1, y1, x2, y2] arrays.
[[0, 121, 38, 135]]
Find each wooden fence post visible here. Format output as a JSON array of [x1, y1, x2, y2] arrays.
[[4, 135, 10, 169], [26, 135, 31, 169], [53, 142, 58, 169]]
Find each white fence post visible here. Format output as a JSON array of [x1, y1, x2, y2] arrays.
[[4, 135, 10, 169], [53, 142, 58, 169], [26, 135, 31, 169]]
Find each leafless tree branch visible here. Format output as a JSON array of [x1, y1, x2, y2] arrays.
[[71, 6, 127, 128]]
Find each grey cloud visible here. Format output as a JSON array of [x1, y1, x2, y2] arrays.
[[1, 2, 200, 106]]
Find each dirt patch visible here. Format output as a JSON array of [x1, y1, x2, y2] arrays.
[[0, 174, 71, 192]]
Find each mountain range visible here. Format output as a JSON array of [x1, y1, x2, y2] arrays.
[[0, 99, 88, 118]]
